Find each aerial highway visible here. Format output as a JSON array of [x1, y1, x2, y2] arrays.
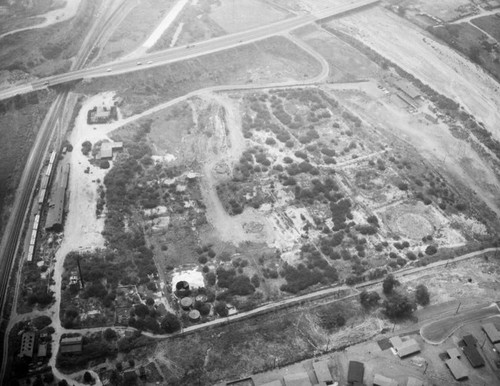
[[0, 0, 379, 100]]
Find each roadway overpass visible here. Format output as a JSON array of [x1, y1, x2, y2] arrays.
[[0, 0, 379, 100]]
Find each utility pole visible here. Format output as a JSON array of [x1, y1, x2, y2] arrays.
[[455, 302, 461, 315]]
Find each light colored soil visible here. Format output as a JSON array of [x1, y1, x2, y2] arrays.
[[209, 0, 289, 34], [329, 7, 500, 143]]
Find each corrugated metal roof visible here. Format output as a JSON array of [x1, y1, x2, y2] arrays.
[[347, 361, 364, 383]]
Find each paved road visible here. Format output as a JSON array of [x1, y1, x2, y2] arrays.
[[420, 303, 500, 345], [0, 0, 380, 100]]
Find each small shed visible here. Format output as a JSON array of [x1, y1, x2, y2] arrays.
[[347, 361, 364, 385], [312, 360, 333, 384], [283, 372, 311, 386], [373, 374, 398, 386], [482, 323, 500, 344]]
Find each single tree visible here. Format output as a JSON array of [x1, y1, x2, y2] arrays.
[[383, 293, 414, 319], [415, 284, 430, 306], [382, 274, 399, 295], [161, 312, 181, 333]]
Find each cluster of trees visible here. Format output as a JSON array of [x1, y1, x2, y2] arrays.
[[81, 140, 92, 155], [216, 268, 256, 297], [279, 258, 338, 294]]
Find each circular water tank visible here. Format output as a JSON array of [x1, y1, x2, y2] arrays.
[[176, 281, 190, 291], [180, 297, 193, 310], [188, 309, 200, 322]]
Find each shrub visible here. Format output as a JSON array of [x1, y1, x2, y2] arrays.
[[265, 137, 276, 145], [425, 245, 437, 255], [406, 251, 417, 261]]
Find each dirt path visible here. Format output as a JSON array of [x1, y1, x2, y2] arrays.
[[330, 7, 500, 142]]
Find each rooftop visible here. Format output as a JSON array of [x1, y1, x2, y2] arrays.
[[312, 360, 333, 383], [445, 357, 468, 381], [482, 323, 500, 344]]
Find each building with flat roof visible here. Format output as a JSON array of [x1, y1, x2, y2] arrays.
[[445, 357, 468, 381], [447, 348, 461, 359], [45, 164, 70, 231], [373, 374, 398, 386], [283, 373, 311, 386], [312, 360, 333, 384], [347, 361, 364, 385], [482, 323, 500, 344], [19, 331, 36, 358]]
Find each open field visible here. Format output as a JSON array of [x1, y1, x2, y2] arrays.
[[95, 0, 178, 64], [294, 24, 382, 82], [471, 14, 500, 42], [430, 22, 500, 81], [150, 0, 226, 50], [77, 36, 323, 116], [0, 0, 98, 77]]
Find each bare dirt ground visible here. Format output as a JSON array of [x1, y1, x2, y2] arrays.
[[329, 7, 500, 142]]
